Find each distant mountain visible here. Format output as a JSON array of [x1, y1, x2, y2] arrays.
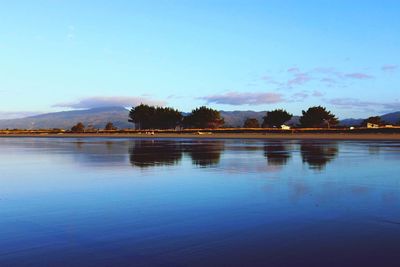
[[339, 112, 400, 126], [0, 106, 398, 129], [220, 111, 265, 127], [339, 118, 364, 127], [0, 106, 131, 130], [381, 111, 400, 124]]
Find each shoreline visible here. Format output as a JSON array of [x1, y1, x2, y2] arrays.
[[1, 132, 400, 140]]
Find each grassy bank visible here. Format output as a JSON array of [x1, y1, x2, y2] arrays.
[[1, 128, 400, 140]]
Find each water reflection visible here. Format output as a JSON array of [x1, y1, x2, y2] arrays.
[[300, 141, 338, 170], [129, 140, 182, 168], [1, 138, 400, 266], [128, 140, 225, 168], [264, 141, 291, 167], [184, 141, 224, 167], [73, 140, 128, 165], [0, 138, 347, 171]]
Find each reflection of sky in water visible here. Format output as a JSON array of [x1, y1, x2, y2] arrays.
[[0, 138, 399, 266]]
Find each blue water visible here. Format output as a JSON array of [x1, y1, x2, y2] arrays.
[[0, 138, 399, 266]]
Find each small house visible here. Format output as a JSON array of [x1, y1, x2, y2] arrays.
[[367, 123, 379, 128]]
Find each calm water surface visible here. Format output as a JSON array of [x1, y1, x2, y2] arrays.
[[0, 138, 399, 266]]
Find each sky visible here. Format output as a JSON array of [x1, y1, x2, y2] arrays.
[[0, 0, 399, 119]]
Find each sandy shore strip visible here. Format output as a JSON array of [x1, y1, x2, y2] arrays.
[[1, 132, 400, 140]]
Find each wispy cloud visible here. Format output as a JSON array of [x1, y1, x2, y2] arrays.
[[326, 97, 400, 112], [286, 90, 324, 102], [344, 73, 374, 80], [287, 67, 300, 73], [290, 91, 309, 102], [320, 77, 337, 85], [312, 90, 324, 97], [259, 66, 375, 91], [53, 96, 166, 109], [287, 72, 311, 87], [260, 75, 283, 86], [381, 64, 398, 72], [200, 92, 284, 105]]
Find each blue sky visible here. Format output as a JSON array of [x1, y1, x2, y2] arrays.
[[0, 0, 399, 119]]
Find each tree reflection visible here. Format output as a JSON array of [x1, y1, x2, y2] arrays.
[[264, 141, 291, 167], [184, 141, 224, 167], [300, 141, 338, 170], [72, 140, 127, 164], [129, 140, 182, 168]]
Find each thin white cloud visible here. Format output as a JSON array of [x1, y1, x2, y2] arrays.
[[381, 64, 398, 72], [53, 96, 166, 109], [200, 92, 284, 105], [0, 111, 41, 120], [326, 97, 400, 112]]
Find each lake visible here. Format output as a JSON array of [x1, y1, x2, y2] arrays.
[[0, 138, 399, 266]]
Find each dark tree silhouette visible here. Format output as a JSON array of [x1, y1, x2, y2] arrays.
[[183, 106, 224, 128], [71, 122, 85, 133], [361, 116, 383, 127], [263, 109, 292, 127], [299, 106, 338, 128], [153, 107, 183, 129], [129, 104, 156, 129], [243, 118, 260, 128], [104, 122, 117, 130], [128, 104, 182, 129]]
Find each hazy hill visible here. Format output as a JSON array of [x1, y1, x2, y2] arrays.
[[0, 107, 131, 130], [339, 118, 364, 127], [381, 111, 400, 124], [220, 111, 266, 127]]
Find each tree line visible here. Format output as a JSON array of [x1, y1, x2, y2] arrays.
[[128, 104, 224, 129], [128, 104, 339, 130], [69, 104, 397, 132]]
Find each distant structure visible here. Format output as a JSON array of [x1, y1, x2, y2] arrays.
[[367, 123, 379, 128], [281, 125, 291, 130]]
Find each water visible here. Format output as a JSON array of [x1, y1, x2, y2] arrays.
[[0, 138, 399, 267]]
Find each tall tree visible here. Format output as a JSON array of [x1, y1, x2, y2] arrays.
[[129, 104, 156, 129], [128, 104, 182, 129], [104, 122, 117, 130], [299, 106, 338, 128], [263, 109, 292, 127], [183, 106, 224, 128], [243, 118, 260, 128], [71, 122, 85, 133]]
